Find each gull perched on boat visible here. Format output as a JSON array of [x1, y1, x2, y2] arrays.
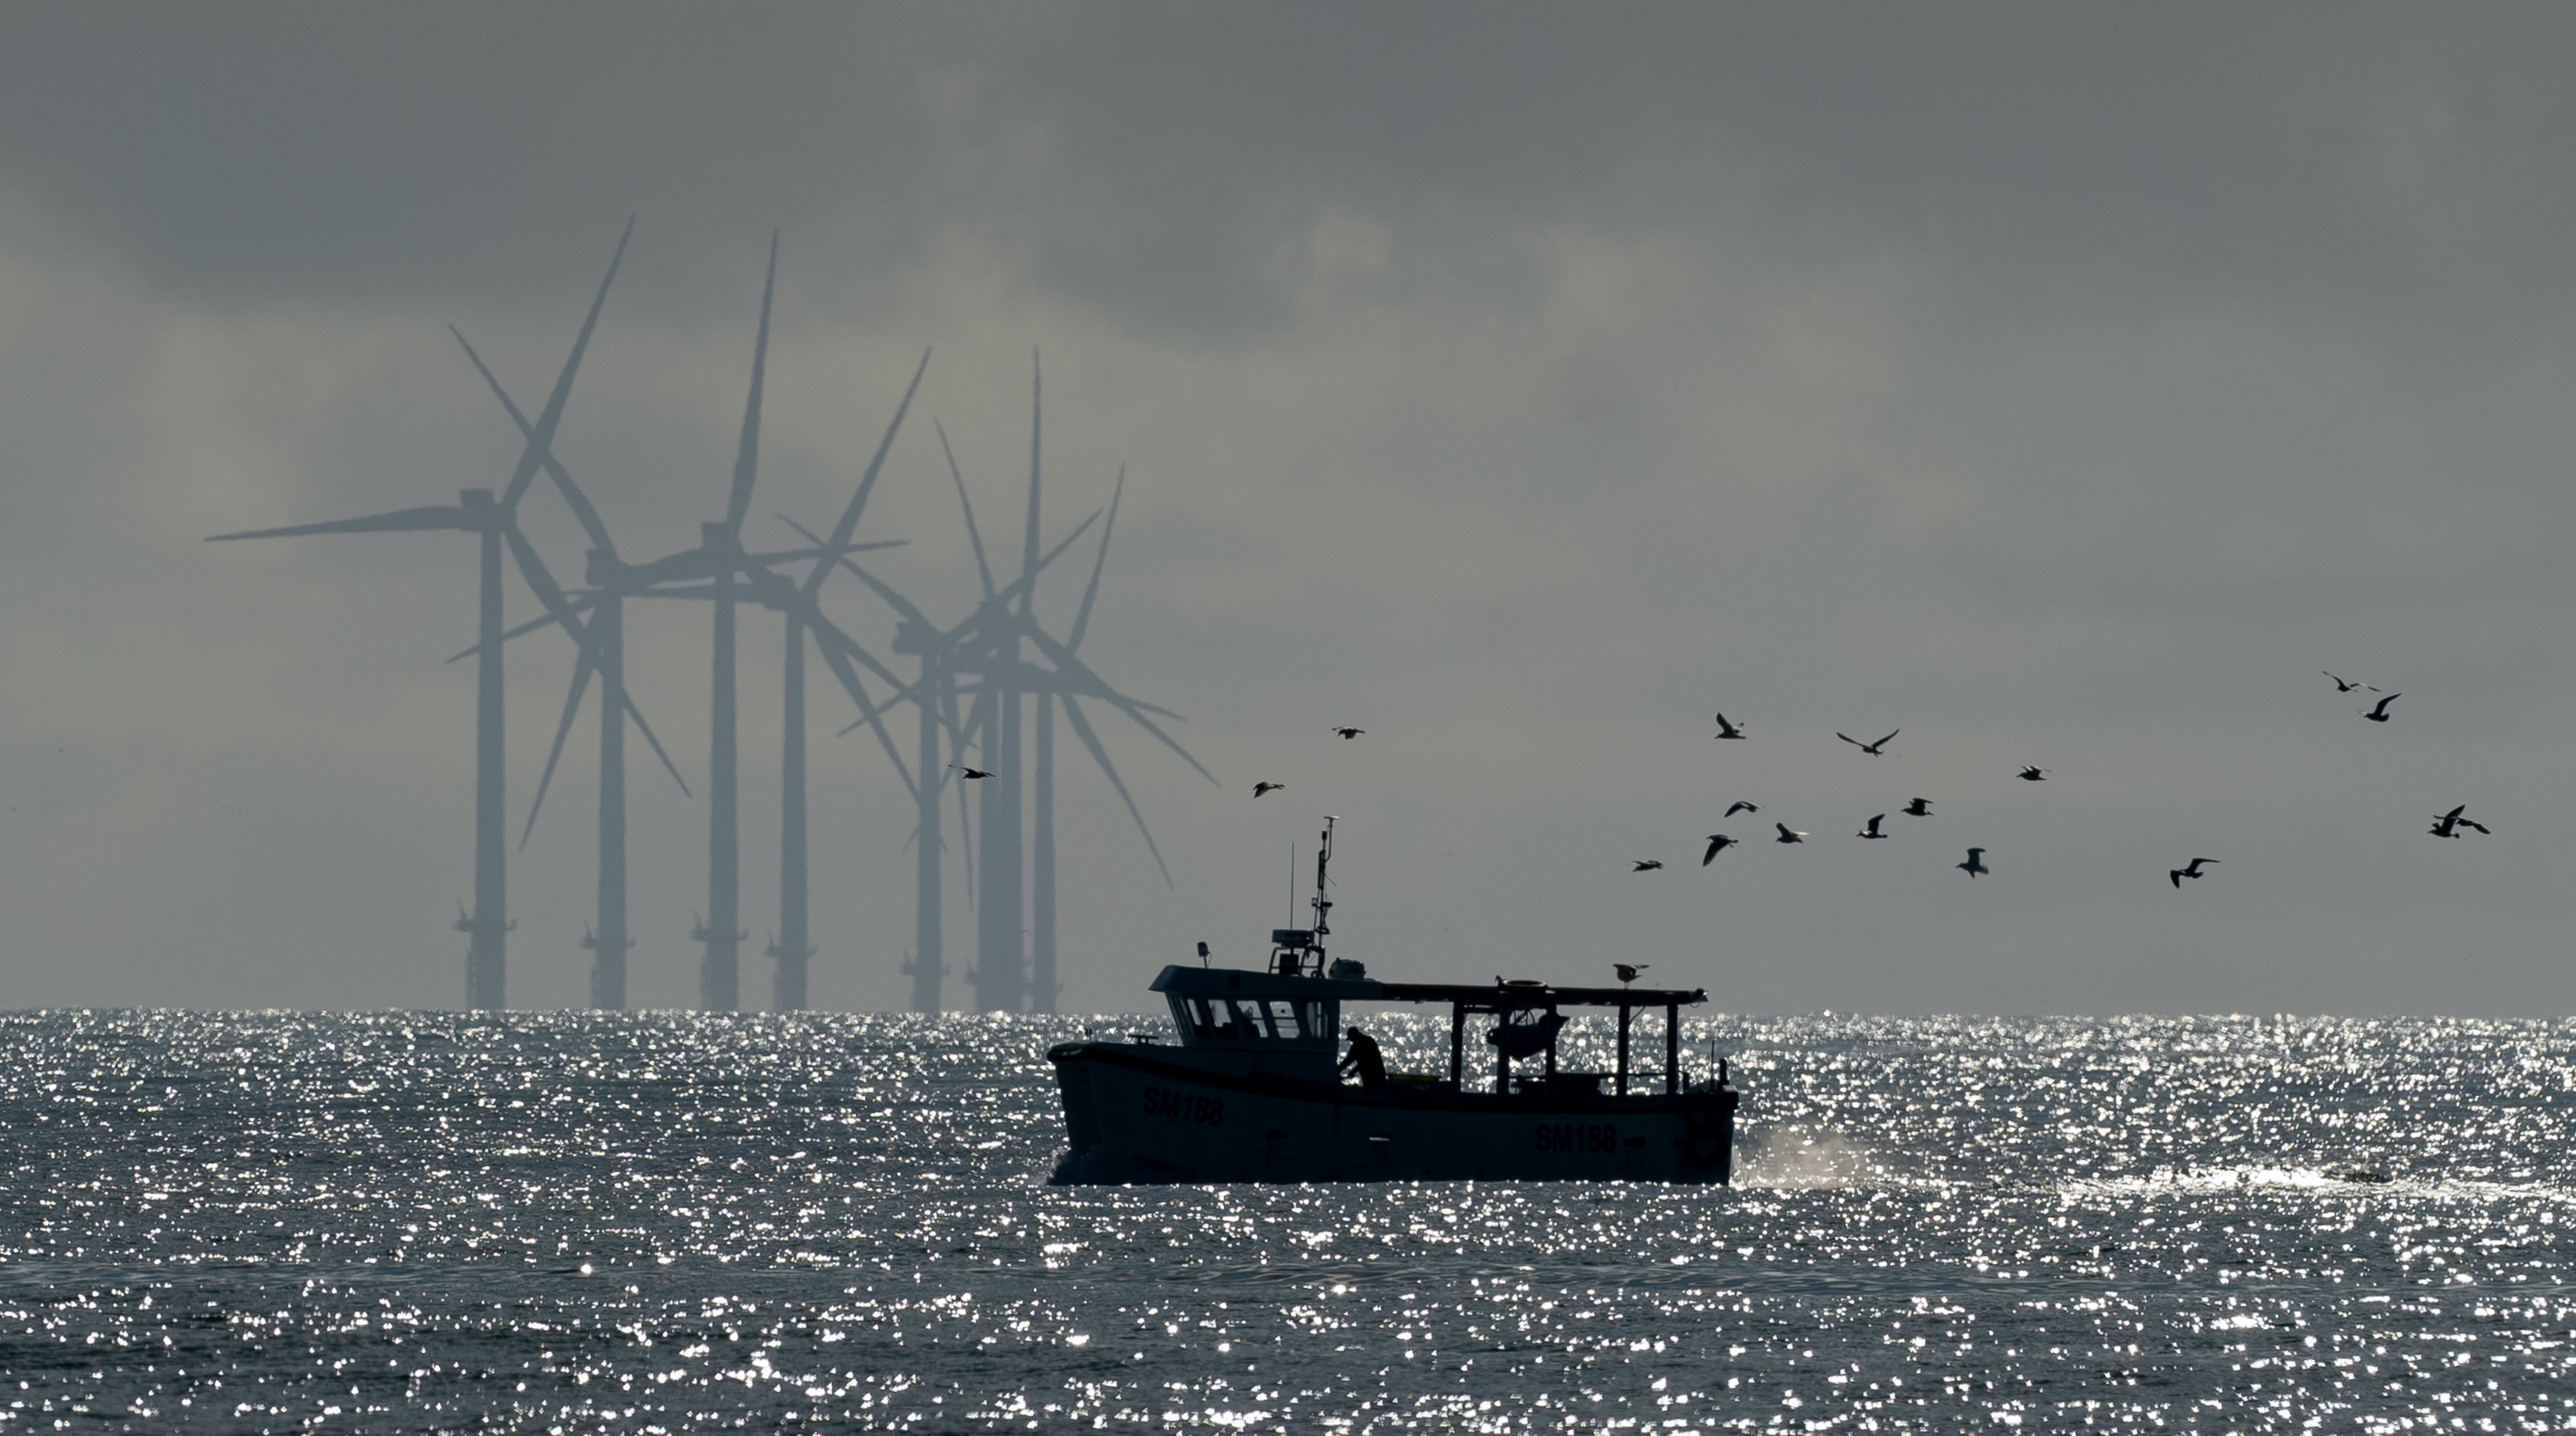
[[1630, 858, 1664, 872], [1613, 963, 1651, 986], [2018, 765, 2048, 782], [1839, 729, 1898, 756], [949, 764, 995, 780], [1775, 823, 1808, 844], [1724, 800, 1759, 817], [1958, 847, 1990, 877], [1702, 834, 1737, 865], [2168, 857, 2218, 888], [2428, 805, 2491, 838], [1903, 798, 1933, 816], [1253, 780, 1286, 797], [2363, 693, 2401, 723], [1332, 726, 1365, 739], [1857, 814, 1888, 839], [2324, 672, 2379, 693], [1713, 712, 1748, 740]]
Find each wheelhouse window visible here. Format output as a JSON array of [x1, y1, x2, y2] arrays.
[[1169, 993, 1332, 1044]]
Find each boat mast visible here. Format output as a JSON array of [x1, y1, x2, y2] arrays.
[[1310, 817, 1335, 961]]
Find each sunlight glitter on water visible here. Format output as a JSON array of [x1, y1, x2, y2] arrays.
[[2, 1009, 2574, 1430]]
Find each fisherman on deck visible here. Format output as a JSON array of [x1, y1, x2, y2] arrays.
[[1339, 1026, 1388, 1090]]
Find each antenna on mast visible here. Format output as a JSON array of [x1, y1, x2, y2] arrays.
[[1270, 816, 1347, 977], [1311, 817, 1335, 944]]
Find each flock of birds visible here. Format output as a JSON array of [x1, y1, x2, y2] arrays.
[[959, 683, 2487, 894], [1615, 671, 2489, 889]]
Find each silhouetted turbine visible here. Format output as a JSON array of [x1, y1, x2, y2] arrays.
[[206, 219, 640, 1010], [826, 382, 1211, 1012], [461, 318, 928, 1011]]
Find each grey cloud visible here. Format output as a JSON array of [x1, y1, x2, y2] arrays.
[[7, 5, 2575, 335]]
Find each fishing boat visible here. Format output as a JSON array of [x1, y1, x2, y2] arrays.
[[1048, 819, 1737, 1183]]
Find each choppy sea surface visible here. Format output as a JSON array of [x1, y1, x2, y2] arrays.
[[3, 1009, 2574, 1433]]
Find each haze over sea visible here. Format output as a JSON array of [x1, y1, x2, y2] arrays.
[[4, 1006, 2572, 1433]]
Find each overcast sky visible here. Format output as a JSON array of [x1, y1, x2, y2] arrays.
[[1, 3, 2572, 1016]]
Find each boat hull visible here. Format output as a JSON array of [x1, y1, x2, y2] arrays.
[[1048, 1041, 1736, 1184]]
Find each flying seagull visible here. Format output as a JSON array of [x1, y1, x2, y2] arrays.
[[2364, 693, 2401, 723], [1775, 823, 1808, 844], [2428, 805, 2491, 838], [1630, 858, 1664, 872], [1958, 847, 1990, 878], [2018, 765, 2049, 782], [1254, 780, 1286, 797], [1857, 814, 1888, 839], [949, 764, 995, 780], [1902, 798, 1933, 816], [1332, 726, 1365, 739], [2324, 672, 2379, 693], [1613, 963, 1651, 985], [1839, 729, 1899, 756], [1713, 712, 1748, 740], [1724, 800, 1760, 817], [1701, 834, 1737, 865], [2168, 857, 2218, 888]]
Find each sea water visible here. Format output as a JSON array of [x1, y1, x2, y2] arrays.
[[1, 1007, 2572, 1432]]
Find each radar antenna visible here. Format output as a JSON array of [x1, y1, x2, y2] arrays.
[[1268, 815, 1341, 977]]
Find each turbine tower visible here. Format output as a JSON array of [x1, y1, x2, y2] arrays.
[[206, 220, 638, 1009]]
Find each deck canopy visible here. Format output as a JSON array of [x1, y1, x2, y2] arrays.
[[1375, 978, 1705, 1097], [1375, 981, 1706, 1008]]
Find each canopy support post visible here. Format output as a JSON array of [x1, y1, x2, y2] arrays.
[[1615, 1003, 1632, 1096], [1450, 1005, 1464, 1090], [1664, 1003, 1680, 1095]]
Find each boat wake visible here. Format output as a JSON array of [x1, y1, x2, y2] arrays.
[[1733, 1127, 1888, 1188]]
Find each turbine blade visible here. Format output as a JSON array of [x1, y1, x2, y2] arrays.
[[766, 599, 917, 799], [522, 650, 594, 849], [744, 536, 906, 565], [1057, 693, 1173, 887], [619, 684, 693, 798], [1020, 348, 1042, 601], [484, 213, 629, 514], [938, 508, 1101, 647], [938, 419, 998, 601], [775, 514, 938, 632], [455, 332, 617, 557], [501, 523, 593, 653], [724, 233, 779, 533], [206, 506, 473, 541], [1065, 465, 1124, 652], [444, 589, 604, 665], [1019, 624, 1215, 785], [800, 348, 931, 601], [451, 325, 615, 554]]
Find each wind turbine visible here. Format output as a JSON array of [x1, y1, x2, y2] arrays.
[[444, 328, 697, 1012], [792, 486, 1105, 1014], [817, 370, 1214, 1012], [206, 220, 639, 1010], [460, 235, 929, 1010], [460, 329, 928, 1011]]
